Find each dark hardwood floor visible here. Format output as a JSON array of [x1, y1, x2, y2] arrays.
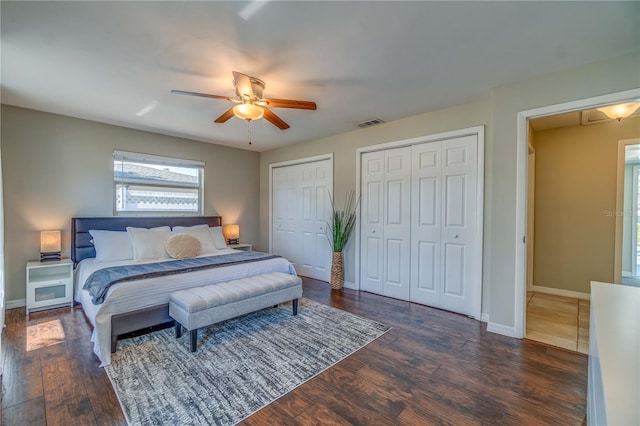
[[1, 278, 588, 425]]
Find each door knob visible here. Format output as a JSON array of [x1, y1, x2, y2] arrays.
[[372, 230, 376, 234], [453, 234, 459, 238]]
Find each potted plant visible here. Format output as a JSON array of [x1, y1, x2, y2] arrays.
[[327, 190, 358, 290]]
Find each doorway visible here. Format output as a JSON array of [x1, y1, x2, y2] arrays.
[[616, 139, 640, 287], [515, 88, 640, 339]]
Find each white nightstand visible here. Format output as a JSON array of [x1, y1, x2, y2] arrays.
[[228, 243, 252, 252], [26, 258, 74, 315]]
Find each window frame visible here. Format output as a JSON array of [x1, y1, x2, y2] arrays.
[[113, 150, 205, 215]]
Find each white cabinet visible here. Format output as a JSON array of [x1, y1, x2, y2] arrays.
[[26, 259, 74, 314], [588, 282, 639, 426]]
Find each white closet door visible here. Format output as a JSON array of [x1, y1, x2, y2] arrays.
[[440, 135, 478, 315], [382, 147, 412, 300], [360, 151, 385, 294], [272, 158, 332, 281], [299, 160, 332, 281], [273, 165, 300, 271], [359, 134, 481, 316], [410, 141, 442, 306]]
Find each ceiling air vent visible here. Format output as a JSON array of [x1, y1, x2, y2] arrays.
[[357, 118, 385, 128]]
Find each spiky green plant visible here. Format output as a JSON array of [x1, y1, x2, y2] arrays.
[[327, 190, 358, 252]]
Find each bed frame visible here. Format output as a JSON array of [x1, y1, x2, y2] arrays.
[[71, 216, 223, 352]]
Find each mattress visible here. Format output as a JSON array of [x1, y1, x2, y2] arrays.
[[75, 248, 296, 366]]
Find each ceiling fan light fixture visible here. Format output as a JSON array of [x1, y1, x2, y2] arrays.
[[233, 103, 264, 121], [597, 102, 640, 121]]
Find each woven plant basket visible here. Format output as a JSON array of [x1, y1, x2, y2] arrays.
[[330, 251, 344, 290]]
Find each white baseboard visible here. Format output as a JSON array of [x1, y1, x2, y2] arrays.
[[343, 281, 356, 290], [6, 299, 26, 309], [487, 321, 518, 338], [532, 285, 590, 300], [481, 313, 489, 323]]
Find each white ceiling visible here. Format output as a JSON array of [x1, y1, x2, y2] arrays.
[[2, 1, 639, 152]]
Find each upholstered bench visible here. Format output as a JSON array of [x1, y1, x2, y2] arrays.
[[169, 272, 303, 352]]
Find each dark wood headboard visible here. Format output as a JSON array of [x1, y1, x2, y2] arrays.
[[71, 216, 222, 265]]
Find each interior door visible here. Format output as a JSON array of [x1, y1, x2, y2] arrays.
[[360, 151, 385, 294], [299, 160, 332, 281], [439, 135, 478, 315], [272, 165, 300, 271], [272, 158, 333, 281], [382, 147, 412, 300], [410, 141, 442, 306]]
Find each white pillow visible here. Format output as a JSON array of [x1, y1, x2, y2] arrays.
[[126, 226, 172, 261], [89, 230, 133, 262], [172, 224, 217, 254], [210, 226, 228, 250]]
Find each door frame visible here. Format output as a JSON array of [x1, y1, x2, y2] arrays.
[[514, 88, 640, 339], [615, 138, 640, 282], [268, 153, 334, 254], [355, 125, 485, 319]]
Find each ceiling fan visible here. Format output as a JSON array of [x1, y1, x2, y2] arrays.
[[171, 71, 317, 130]]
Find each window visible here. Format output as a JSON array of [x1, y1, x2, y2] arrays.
[[113, 150, 204, 214]]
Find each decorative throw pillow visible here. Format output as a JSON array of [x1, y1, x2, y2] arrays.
[[209, 226, 228, 249], [127, 226, 172, 261], [89, 230, 134, 262], [165, 234, 201, 259], [172, 224, 217, 254]]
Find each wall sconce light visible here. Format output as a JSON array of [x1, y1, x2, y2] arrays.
[[40, 230, 61, 262], [223, 224, 240, 245], [597, 102, 640, 121]]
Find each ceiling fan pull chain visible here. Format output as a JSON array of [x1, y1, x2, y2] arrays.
[[247, 119, 252, 145]]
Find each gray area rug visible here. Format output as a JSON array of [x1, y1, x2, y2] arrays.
[[105, 298, 390, 425]]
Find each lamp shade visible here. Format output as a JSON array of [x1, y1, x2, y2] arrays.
[[233, 103, 264, 121], [40, 230, 61, 253], [223, 224, 240, 240], [597, 102, 640, 121]]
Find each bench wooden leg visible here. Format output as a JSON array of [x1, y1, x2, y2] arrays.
[[110, 334, 118, 353], [293, 298, 298, 315], [175, 321, 182, 338], [190, 329, 197, 352]]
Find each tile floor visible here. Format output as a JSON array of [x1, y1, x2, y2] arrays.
[[525, 292, 590, 354]]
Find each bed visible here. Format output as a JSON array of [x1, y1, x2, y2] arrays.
[[72, 216, 296, 366]]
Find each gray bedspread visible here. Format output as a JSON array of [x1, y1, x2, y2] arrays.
[[83, 251, 281, 305]]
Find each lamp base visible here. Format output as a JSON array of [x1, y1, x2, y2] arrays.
[[41, 252, 61, 262], [227, 239, 239, 245]]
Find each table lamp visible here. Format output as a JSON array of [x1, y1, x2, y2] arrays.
[[40, 230, 61, 262], [223, 225, 240, 245]]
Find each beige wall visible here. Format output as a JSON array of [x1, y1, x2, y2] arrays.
[[532, 116, 640, 294], [1, 105, 259, 303], [487, 52, 639, 328], [260, 52, 640, 330]]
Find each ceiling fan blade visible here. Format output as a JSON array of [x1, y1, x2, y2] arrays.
[[232, 71, 254, 100], [171, 90, 236, 102], [263, 108, 290, 130], [263, 98, 317, 110], [214, 107, 235, 123]]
